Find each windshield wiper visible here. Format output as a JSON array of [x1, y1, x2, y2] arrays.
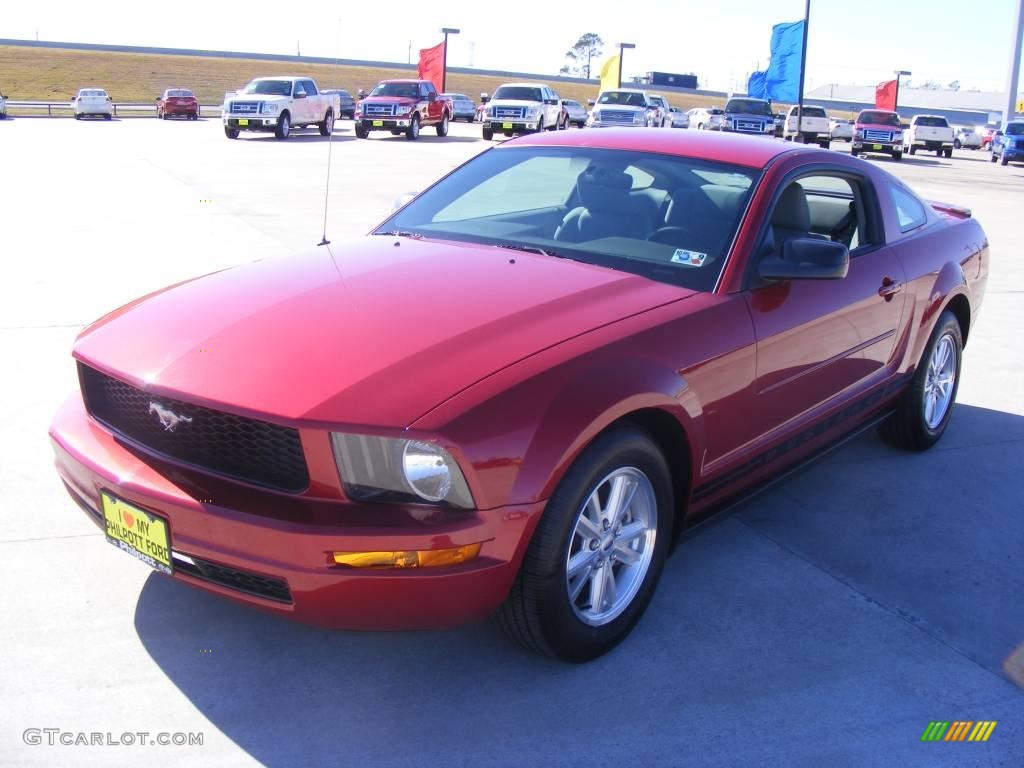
[[492, 243, 554, 257], [375, 230, 423, 239]]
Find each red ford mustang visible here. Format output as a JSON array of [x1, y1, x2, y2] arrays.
[[50, 129, 988, 661]]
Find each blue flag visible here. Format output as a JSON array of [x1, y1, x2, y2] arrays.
[[764, 20, 804, 103], [747, 71, 768, 99]]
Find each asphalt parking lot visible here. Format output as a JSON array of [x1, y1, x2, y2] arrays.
[[1, 116, 1022, 767]]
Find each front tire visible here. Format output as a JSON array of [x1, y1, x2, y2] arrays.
[[1002, 154, 1010, 166], [954, 139, 962, 149], [880, 310, 962, 451], [405, 114, 420, 140], [318, 109, 334, 136], [275, 112, 291, 140], [498, 428, 673, 662], [224, 127, 239, 139], [355, 123, 368, 139], [435, 113, 449, 137], [482, 126, 494, 141]]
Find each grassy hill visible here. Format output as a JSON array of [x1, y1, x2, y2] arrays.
[[0, 44, 726, 111]]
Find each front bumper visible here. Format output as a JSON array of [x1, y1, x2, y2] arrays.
[[49, 393, 542, 630], [486, 120, 539, 133], [853, 140, 901, 154], [223, 116, 279, 131], [358, 117, 413, 131]]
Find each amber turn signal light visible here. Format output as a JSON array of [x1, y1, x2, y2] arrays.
[[332, 543, 482, 569]]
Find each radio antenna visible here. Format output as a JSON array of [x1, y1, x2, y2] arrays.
[[318, 21, 342, 246]]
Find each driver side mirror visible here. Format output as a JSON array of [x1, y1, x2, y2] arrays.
[[587, 99, 595, 107], [428, 92, 437, 101], [294, 92, 306, 99], [759, 238, 850, 281]]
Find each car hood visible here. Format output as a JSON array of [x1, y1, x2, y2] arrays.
[[594, 104, 646, 112], [74, 237, 692, 429], [361, 96, 420, 105], [856, 122, 901, 131], [488, 99, 544, 109]]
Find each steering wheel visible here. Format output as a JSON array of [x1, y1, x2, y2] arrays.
[[647, 226, 717, 258]]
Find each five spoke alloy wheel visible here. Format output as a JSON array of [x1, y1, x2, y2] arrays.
[[923, 332, 957, 429]]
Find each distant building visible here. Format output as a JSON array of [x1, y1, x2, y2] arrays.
[[806, 83, 1022, 126]]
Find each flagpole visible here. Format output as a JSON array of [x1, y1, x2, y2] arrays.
[[795, 0, 810, 141], [440, 28, 460, 93]]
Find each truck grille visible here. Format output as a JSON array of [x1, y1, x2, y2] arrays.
[[78, 364, 309, 493], [864, 129, 893, 143], [493, 106, 526, 120], [229, 101, 261, 114], [733, 119, 767, 133], [600, 110, 638, 126], [363, 103, 397, 117]]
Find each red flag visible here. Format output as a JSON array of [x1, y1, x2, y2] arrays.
[[875, 79, 898, 111], [417, 41, 445, 93]]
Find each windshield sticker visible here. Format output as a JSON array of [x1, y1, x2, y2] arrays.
[[671, 249, 708, 267]]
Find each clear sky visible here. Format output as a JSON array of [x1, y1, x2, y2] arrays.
[[2, 0, 1021, 94]]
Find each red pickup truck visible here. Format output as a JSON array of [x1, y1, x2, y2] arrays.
[[355, 79, 452, 140]]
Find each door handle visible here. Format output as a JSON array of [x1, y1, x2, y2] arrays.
[[878, 277, 903, 300]]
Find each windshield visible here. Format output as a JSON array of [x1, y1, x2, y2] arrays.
[[1003, 123, 1024, 136], [243, 80, 292, 96], [858, 110, 901, 126], [376, 146, 759, 292], [565, 100, 581, 107], [370, 82, 421, 98], [598, 91, 647, 107], [166, 89, 193, 98], [493, 86, 544, 102], [726, 99, 771, 116], [915, 116, 949, 127]]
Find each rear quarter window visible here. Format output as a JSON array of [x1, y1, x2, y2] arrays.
[[891, 186, 928, 232]]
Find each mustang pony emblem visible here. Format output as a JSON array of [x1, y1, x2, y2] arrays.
[[148, 401, 193, 432]]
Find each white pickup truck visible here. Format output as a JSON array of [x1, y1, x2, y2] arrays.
[[783, 105, 831, 147], [903, 115, 955, 158], [223, 76, 340, 140]]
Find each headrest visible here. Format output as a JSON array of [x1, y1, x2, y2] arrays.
[[772, 184, 810, 232], [665, 186, 718, 227], [577, 169, 633, 213]]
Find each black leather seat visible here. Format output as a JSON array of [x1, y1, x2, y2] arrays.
[[554, 169, 651, 243]]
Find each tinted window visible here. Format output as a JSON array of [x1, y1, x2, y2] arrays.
[[915, 116, 948, 127], [379, 146, 758, 292], [597, 91, 647, 107], [302, 80, 318, 96], [726, 99, 771, 115], [422, 82, 437, 96], [243, 80, 292, 96], [858, 110, 901, 126], [493, 86, 543, 101], [798, 106, 827, 118], [891, 186, 928, 232], [166, 89, 193, 98], [1004, 123, 1024, 136], [370, 82, 420, 98]]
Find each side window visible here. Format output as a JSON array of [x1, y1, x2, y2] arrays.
[[767, 174, 873, 253], [891, 186, 928, 233], [303, 80, 318, 96], [423, 82, 436, 98], [293, 82, 306, 98]]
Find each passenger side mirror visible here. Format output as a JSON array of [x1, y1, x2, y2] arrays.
[[759, 238, 850, 281]]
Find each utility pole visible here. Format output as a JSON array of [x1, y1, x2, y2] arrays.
[[1003, 0, 1023, 127], [795, 0, 810, 141]]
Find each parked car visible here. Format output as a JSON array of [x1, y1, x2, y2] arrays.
[[991, 120, 1024, 165], [441, 93, 476, 122], [687, 107, 725, 131], [156, 88, 199, 120], [73, 88, 113, 120], [773, 112, 786, 138], [647, 95, 670, 127], [851, 109, 904, 161], [722, 97, 775, 136], [50, 130, 987, 662], [667, 106, 690, 129], [355, 80, 452, 140], [830, 118, 854, 142], [223, 77, 340, 140], [482, 83, 566, 140], [953, 126, 982, 149], [980, 127, 1002, 151], [321, 89, 356, 119], [563, 99, 589, 128], [588, 89, 660, 128], [903, 115, 955, 158], [783, 105, 831, 147]]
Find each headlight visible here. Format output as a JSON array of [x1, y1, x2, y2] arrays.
[[855, 129, 864, 139], [487, 107, 496, 118], [893, 131, 903, 142], [633, 112, 645, 125], [261, 103, 277, 115], [526, 107, 541, 118], [395, 105, 412, 115], [330, 433, 474, 508]]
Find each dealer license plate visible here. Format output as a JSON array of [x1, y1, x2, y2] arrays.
[[373, 120, 384, 127], [238, 119, 248, 126], [502, 122, 513, 129], [872, 143, 883, 150], [101, 492, 172, 574]]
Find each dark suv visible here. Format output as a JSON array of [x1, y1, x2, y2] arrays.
[[322, 89, 356, 120]]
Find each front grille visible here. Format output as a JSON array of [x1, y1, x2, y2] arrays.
[[79, 364, 309, 493], [493, 106, 526, 120], [600, 109, 637, 125], [734, 119, 766, 133], [173, 553, 293, 603], [864, 129, 893, 142], [230, 101, 261, 114], [363, 103, 396, 117]]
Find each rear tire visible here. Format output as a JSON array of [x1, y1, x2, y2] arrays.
[[1002, 154, 1010, 166], [318, 110, 334, 136], [944, 147, 953, 158], [953, 139, 962, 149], [990, 151, 997, 163], [224, 127, 239, 139], [879, 310, 962, 451], [909, 146, 917, 155], [275, 112, 291, 140], [104, 113, 112, 121], [482, 126, 494, 141], [498, 427, 673, 662]]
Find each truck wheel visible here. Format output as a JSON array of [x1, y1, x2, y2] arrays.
[[355, 124, 368, 139], [318, 110, 334, 136], [536, 117, 545, 133], [819, 140, 830, 149], [909, 146, 916, 155], [482, 126, 494, 141], [405, 114, 420, 140], [435, 113, 449, 137], [893, 151, 903, 161], [224, 127, 239, 139], [944, 147, 953, 158], [1002, 154, 1010, 166], [990, 151, 997, 163], [275, 112, 291, 140], [953, 139, 962, 149]]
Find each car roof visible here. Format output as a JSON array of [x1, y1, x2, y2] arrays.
[[381, 79, 429, 84], [256, 76, 304, 81], [505, 126, 808, 169], [497, 82, 549, 88]]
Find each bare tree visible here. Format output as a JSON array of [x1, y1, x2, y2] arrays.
[[561, 33, 604, 79]]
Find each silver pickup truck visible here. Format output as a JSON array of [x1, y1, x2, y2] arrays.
[[223, 77, 340, 140]]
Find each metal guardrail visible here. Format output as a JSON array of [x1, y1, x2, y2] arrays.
[[3, 100, 222, 117]]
